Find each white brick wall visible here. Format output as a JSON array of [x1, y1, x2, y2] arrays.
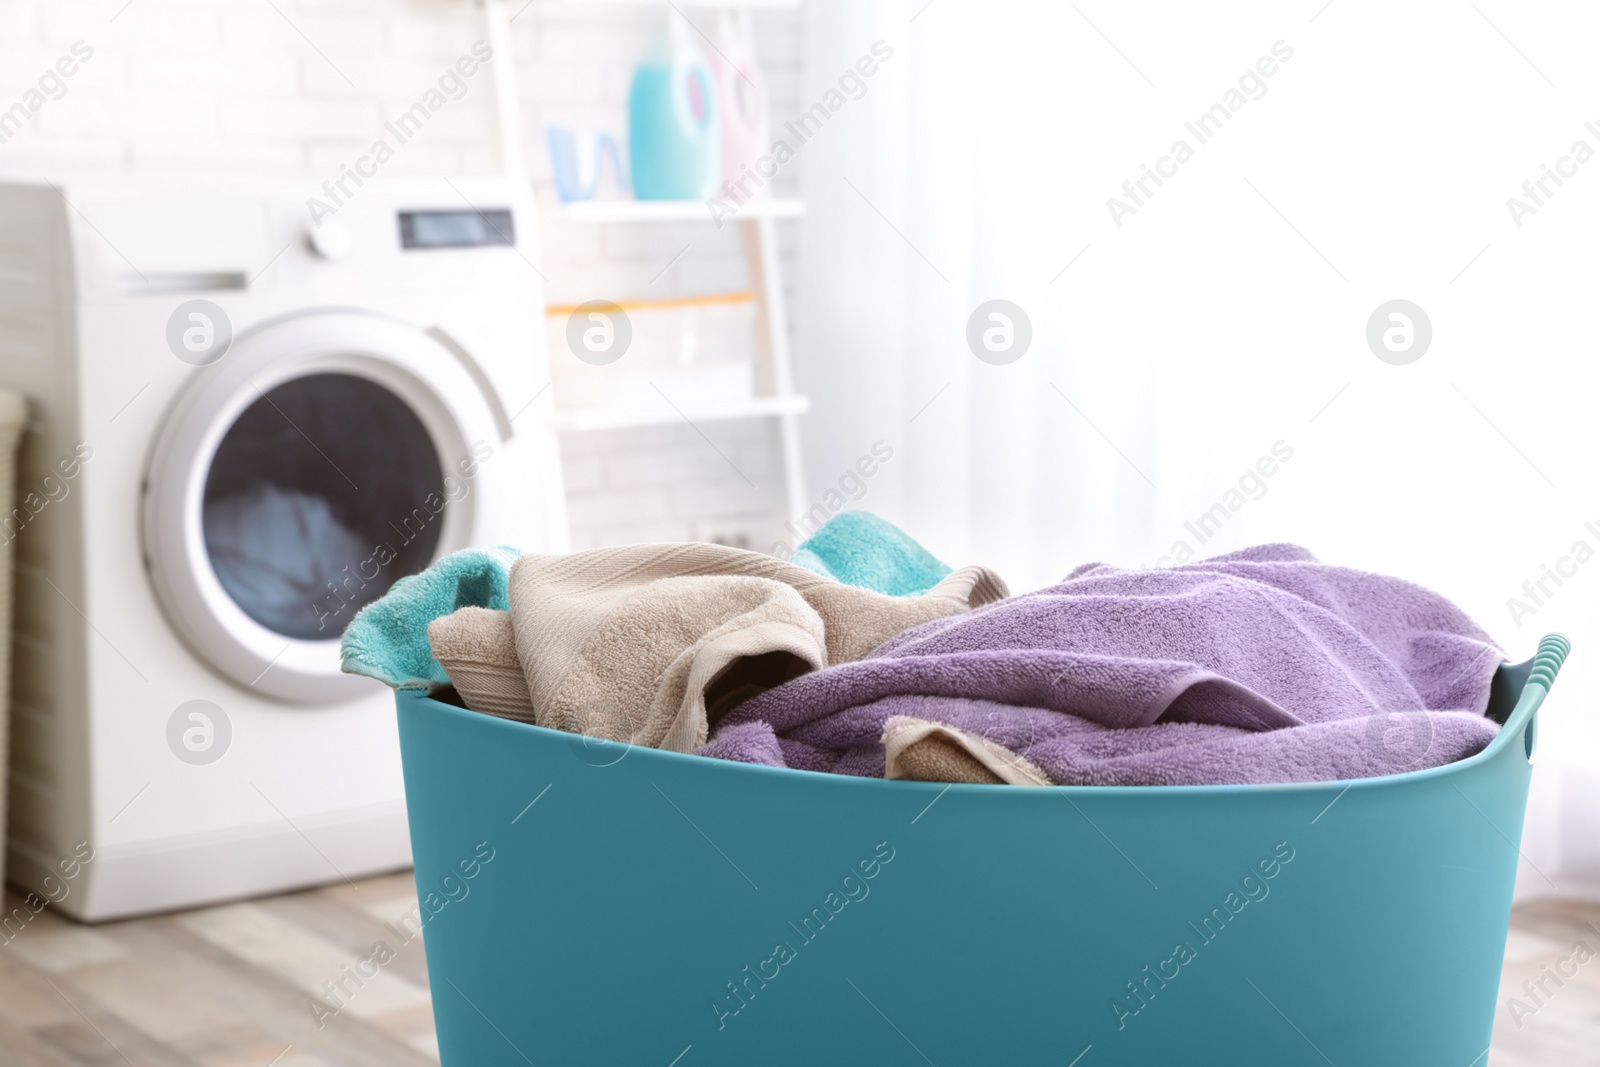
[[0, 0, 804, 552]]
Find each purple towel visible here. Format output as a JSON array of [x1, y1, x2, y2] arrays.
[[705, 544, 1505, 785]]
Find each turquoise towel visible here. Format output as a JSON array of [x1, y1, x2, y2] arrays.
[[340, 545, 521, 690], [789, 511, 953, 596]]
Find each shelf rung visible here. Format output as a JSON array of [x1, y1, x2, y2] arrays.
[[552, 393, 809, 431], [545, 291, 756, 316], [555, 197, 805, 224]]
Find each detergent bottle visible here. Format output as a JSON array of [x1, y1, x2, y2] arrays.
[[627, 16, 720, 200], [710, 10, 770, 201]]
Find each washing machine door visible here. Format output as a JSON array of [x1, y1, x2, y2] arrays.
[[144, 310, 502, 701]]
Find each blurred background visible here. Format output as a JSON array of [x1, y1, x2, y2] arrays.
[[0, 0, 1596, 1061]]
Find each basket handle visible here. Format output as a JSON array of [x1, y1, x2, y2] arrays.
[[1500, 633, 1571, 762], [1527, 632, 1571, 692]]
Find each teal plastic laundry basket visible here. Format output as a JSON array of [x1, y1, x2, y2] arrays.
[[396, 633, 1570, 1066]]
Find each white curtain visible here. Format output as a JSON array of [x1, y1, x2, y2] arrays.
[[794, 1, 1156, 592], [795, 0, 1600, 898]]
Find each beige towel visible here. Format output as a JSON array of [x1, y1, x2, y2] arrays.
[[431, 542, 1008, 753], [882, 716, 1051, 786], [427, 607, 534, 723]]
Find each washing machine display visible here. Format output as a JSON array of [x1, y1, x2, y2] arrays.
[[398, 208, 514, 249], [202, 373, 445, 640]]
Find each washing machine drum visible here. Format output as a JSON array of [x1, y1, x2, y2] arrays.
[[203, 374, 444, 639], [144, 311, 504, 702]]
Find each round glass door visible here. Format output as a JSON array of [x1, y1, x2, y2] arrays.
[[202, 373, 446, 641], [143, 309, 502, 701]]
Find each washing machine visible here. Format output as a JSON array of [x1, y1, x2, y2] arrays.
[[0, 177, 568, 920]]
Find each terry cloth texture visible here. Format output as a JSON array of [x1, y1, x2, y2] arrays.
[[427, 607, 533, 722], [432, 542, 1009, 751], [789, 511, 954, 596], [713, 544, 1505, 786], [340, 546, 521, 690]]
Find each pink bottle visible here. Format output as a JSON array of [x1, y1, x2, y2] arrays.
[[709, 10, 771, 202]]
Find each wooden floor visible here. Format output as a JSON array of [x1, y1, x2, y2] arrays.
[[0, 877, 1595, 1065], [1493, 898, 1600, 1066], [0, 873, 435, 1067]]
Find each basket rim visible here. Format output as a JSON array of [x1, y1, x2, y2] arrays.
[[397, 634, 1565, 800]]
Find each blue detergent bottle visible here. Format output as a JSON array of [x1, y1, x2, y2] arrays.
[[628, 16, 720, 200]]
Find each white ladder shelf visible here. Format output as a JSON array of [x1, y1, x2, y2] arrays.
[[551, 198, 810, 526]]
